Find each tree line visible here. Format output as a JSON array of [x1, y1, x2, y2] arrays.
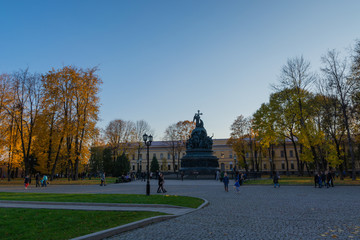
[[89, 119, 195, 176], [0, 66, 101, 181], [229, 40, 360, 180]]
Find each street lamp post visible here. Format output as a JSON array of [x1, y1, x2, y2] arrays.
[[143, 133, 153, 196]]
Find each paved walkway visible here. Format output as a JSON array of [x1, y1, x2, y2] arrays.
[[1, 179, 360, 240]]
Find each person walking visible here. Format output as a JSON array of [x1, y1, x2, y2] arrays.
[[223, 173, 229, 192], [314, 173, 319, 188], [327, 171, 334, 188], [234, 178, 240, 192], [100, 172, 106, 186], [216, 170, 220, 181], [273, 172, 280, 188], [24, 175, 30, 189], [321, 172, 326, 187], [42, 175, 48, 187], [157, 173, 167, 193], [35, 173, 40, 188]]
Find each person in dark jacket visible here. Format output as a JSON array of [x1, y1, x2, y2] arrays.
[[321, 172, 326, 187], [223, 173, 229, 192], [157, 173, 167, 193], [35, 173, 40, 187], [314, 173, 319, 188], [327, 171, 334, 188], [273, 172, 280, 188], [24, 175, 30, 189]]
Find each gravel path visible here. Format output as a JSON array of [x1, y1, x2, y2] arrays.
[[1, 179, 359, 240], [106, 180, 360, 240]]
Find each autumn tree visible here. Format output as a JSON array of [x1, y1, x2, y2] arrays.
[[1, 70, 43, 176], [41, 66, 102, 180], [175, 120, 195, 172], [321, 50, 356, 180], [134, 120, 152, 172], [163, 123, 177, 172], [228, 115, 251, 172]]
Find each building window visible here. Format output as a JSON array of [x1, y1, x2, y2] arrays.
[[290, 150, 294, 157], [160, 153, 163, 159], [175, 153, 178, 159], [246, 152, 249, 158], [229, 152, 233, 159], [168, 153, 170, 160], [230, 164, 233, 170], [168, 164, 171, 171], [183, 152, 185, 157], [264, 163, 267, 170], [281, 151, 284, 158], [221, 152, 224, 158], [132, 155, 135, 160], [139, 154, 142, 160], [175, 165, 178, 171], [281, 161, 285, 170], [153, 153, 156, 158], [291, 161, 294, 169], [132, 165, 135, 171]]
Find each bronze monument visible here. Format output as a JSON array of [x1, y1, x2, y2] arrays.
[[180, 110, 219, 175]]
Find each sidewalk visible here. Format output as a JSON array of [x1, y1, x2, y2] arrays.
[[0, 199, 208, 240]]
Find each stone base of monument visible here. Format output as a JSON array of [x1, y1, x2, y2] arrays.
[[180, 152, 219, 175]]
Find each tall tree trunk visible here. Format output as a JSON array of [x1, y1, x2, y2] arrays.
[[283, 141, 289, 176], [50, 136, 64, 181]]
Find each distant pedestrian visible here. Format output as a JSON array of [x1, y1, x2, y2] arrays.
[[100, 172, 106, 186], [240, 173, 244, 186], [321, 172, 326, 187], [181, 171, 184, 181], [220, 171, 224, 182], [24, 175, 30, 189], [327, 171, 334, 188], [273, 172, 280, 188], [141, 172, 146, 182], [314, 173, 319, 188], [234, 178, 240, 192], [157, 173, 167, 193], [216, 170, 220, 181], [223, 173, 229, 192], [35, 173, 40, 187], [318, 174, 323, 188], [42, 175, 48, 187]]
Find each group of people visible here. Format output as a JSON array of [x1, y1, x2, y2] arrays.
[[222, 171, 245, 193], [24, 173, 49, 189], [314, 171, 334, 188]]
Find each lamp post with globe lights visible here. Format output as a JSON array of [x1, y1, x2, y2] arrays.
[[143, 133, 153, 195]]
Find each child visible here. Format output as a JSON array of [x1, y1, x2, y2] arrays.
[[234, 179, 240, 192]]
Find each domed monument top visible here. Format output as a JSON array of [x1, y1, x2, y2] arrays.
[[186, 110, 213, 150]]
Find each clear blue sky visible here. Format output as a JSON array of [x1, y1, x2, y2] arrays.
[[1, 1, 359, 139]]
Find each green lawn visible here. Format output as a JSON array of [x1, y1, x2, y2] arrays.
[[0, 177, 117, 185], [0, 208, 165, 240], [244, 176, 360, 185], [0, 192, 204, 208]]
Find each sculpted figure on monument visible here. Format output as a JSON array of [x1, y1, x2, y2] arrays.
[[193, 110, 204, 128]]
